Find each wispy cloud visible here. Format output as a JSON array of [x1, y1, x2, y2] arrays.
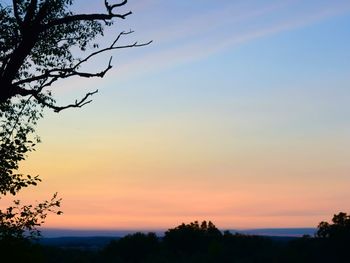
[[52, 1, 350, 94], [145, 1, 295, 45], [108, 1, 350, 83]]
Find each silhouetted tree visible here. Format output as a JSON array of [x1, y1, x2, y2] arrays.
[[164, 220, 222, 257], [1, 0, 148, 239], [316, 212, 350, 239], [0, 0, 151, 111], [313, 212, 350, 262]]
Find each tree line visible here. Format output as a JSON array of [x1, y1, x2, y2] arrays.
[[1, 213, 349, 262]]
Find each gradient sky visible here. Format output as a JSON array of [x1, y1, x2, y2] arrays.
[[3, 0, 350, 230]]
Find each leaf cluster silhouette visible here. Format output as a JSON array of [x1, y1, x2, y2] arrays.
[[0, 99, 62, 240]]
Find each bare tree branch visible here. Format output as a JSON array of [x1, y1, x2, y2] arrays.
[[105, 0, 128, 14], [43, 12, 132, 30], [33, 90, 99, 113], [12, 31, 152, 88], [75, 30, 152, 69]]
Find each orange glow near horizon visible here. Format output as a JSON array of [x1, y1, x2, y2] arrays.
[[1, 0, 350, 231], [4, 115, 348, 230]]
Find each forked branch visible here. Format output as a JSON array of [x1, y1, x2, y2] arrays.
[[0, 0, 152, 112], [33, 90, 99, 113]]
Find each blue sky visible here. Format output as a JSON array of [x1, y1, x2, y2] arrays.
[[7, 0, 350, 229]]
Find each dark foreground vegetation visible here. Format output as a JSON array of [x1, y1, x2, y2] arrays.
[[0, 212, 349, 263]]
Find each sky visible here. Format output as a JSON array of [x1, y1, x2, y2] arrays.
[[3, 0, 350, 230]]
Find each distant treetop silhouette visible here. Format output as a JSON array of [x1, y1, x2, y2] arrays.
[[317, 212, 350, 240]]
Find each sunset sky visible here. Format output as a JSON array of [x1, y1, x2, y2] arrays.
[[5, 0, 350, 230]]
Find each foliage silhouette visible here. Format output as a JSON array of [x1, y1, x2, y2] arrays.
[[1, 0, 147, 240], [100, 216, 350, 263], [0, 0, 151, 111], [0, 99, 62, 240], [316, 212, 350, 239], [314, 212, 350, 262], [0, 99, 42, 196], [163, 220, 222, 256], [1, 215, 350, 262]]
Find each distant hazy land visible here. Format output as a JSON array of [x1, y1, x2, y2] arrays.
[[40, 228, 316, 238]]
